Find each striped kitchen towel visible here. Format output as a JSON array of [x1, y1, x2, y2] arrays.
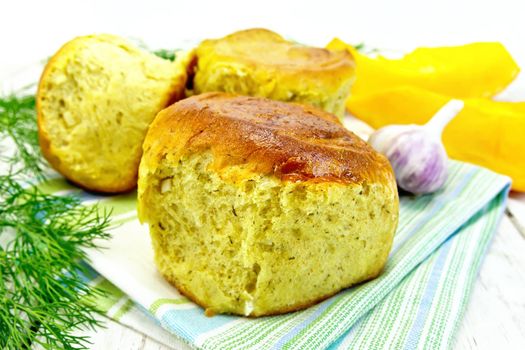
[[38, 160, 510, 349]]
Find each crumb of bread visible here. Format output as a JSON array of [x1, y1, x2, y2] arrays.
[[139, 151, 398, 316], [37, 34, 189, 192]]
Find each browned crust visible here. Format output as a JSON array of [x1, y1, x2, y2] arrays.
[[162, 266, 384, 317], [196, 28, 355, 77], [37, 38, 74, 186], [142, 92, 395, 186], [36, 35, 187, 194]]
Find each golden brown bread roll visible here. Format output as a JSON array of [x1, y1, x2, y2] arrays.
[[37, 34, 189, 193], [190, 28, 355, 117], [138, 92, 399, 316]]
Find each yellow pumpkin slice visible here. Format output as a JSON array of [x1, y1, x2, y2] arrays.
[[347, 86, 525, 191], [327, 38, 520, 99]]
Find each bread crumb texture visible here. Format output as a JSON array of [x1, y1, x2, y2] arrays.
[[139, 151, 398, 316], [37, 34, 188, 192], [192, 29, 355, 117]]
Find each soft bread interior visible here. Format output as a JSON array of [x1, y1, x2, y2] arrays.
[[38, 35, 188, 192], [139, 151, 398, 316]]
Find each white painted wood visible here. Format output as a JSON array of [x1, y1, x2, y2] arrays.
[[508, 193, 525, 239], [31, 313, 179, 350], [454, 215, 525, 350]]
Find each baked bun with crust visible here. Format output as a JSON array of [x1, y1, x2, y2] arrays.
[[37, 34, 189, 193], [190, 28, 355, 117], [138, 92, 399, 317]]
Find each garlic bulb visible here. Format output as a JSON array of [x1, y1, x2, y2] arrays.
[[368, 99, 464, 194]]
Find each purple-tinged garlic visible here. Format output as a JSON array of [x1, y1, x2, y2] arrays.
[[368, 99, 464, 194]]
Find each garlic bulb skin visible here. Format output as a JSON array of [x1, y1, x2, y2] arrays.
[[368, 99, 464, 195], [369, 126, 448, 194]]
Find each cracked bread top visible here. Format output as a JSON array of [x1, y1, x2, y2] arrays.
[[140, 92, 395, 187]]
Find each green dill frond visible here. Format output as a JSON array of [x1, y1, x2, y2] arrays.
[[0, 93, 46, 180], [153, 48, 177, 61], [354, 42, 366, 51], [0, 92, 113, 348], [0, 175, 112, 349], [353, 42, 380, 55]]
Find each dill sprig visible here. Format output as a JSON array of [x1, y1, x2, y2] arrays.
[[0, 176, 111, 349], [0, 94, 112, 349], [354, 42, 366, 51], [0, 93, 46, 180], [153, 49, 176, 61]]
